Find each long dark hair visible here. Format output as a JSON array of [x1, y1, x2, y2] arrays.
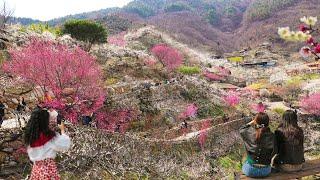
[[254, 112, 270, 142], [24, 108, 55, 145], [278, 110, 303, 142]]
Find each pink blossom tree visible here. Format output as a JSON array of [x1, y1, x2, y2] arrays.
[[251, 103, 266, 113], [198, 119, 211, 150], [151, 44, 183, 71], [223, 92, 241, 107], [216, 66, 231, 77], [95, 109, 137, 133], [300, 93, 320, 116], [178, 104, 198, 119], [3, 38, 106, 124], [203, 71, 224, 81]]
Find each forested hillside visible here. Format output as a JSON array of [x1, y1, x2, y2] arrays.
[[11, 0, 320, 53]]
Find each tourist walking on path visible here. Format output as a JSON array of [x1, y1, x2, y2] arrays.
[[240, 113, 275, 178], [24, 108, 71, 180], [274, 110, 304, 172], [0, 101, 6, 126], [16, 96, 27, 127]]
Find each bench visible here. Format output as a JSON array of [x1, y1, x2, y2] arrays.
[[235, 159, 320, 180]]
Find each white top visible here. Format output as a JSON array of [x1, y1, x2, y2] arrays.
[[27, 133, 71, 162]]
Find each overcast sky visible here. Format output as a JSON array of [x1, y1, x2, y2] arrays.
[[6, 0, 133, 21]]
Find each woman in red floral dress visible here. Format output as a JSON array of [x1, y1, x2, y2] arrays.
[[24, 107, 71, 180]]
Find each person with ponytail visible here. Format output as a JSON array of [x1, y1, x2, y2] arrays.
[[240, 112, 275, 177], [274, 110, 304, 172], [24, 107, 71, 180]]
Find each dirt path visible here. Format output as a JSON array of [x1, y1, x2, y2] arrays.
[[125, 118, 245, 143]]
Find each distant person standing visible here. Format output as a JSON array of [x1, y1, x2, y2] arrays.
[[16, 96, 27, 126], [82, 112, 93, 126], [0, 101, 5, 126], [16, 96, 27, 113]]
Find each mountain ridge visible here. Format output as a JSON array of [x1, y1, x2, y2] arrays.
[[10, 0, 320, 53]]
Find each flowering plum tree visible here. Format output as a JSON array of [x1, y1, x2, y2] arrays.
[[278, 16, 320, 60], [198, 119, 211, 150], [95, 109, 137, 133], [251, 102, 266, 113], [216, 66, 231, 77], [300, 93, 320, 116], [151, 44, 183, 71], [3, 38, 105, 124], [178, 104, 198, 119], [223, 92, 240, 107], [203, 71, 224, 81]]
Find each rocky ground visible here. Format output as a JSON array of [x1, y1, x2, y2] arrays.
[[0, 25, 319, 179]]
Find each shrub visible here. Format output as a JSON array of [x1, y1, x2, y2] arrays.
[[197, 99, 224, 118], [99, 15, 132, 35], [206, 8, 220, 25], [227, 56, 244, 63], [105, 78, 119, 86], [286, 77, 302, 86], [164, 2, 190, 13], [245, 0, 298, 22], [279, 83, 302, 102], [178, 66, 201, 75], [124, 2, 155, 18], [248, 83, 266, 90], [224, 6, 237, 17], [135, 34, 164, 50], [62, 20, 108, 49], [21, 23, 62, 36], [272, 107, 286, 115], [180, 87, 200, 101]]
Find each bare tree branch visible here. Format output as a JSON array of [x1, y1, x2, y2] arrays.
[[0, 0, 14, 29]]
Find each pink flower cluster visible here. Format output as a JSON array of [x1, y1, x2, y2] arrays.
[[298, 23, 320, 60], [251, 103, 266, 113], [203, 71, 224, 81], [179, 104, 198, 119], [95, 109, 137, 132], [300, 93, 320, 115], [151, 44, 183, 71], [223, 91, 241, 107]]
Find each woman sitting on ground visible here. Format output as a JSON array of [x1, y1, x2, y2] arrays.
[[240, 112, 275, 177], [24, 108, 71, 180], [274, 110, 304, 172]]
